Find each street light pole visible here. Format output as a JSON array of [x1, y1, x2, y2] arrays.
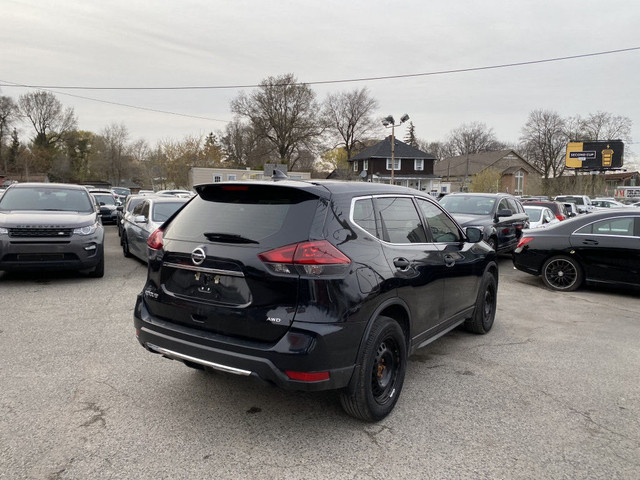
[[382, 114, 409, 186]]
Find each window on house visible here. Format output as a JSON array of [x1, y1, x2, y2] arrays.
[[386, 158, 401, 170], [227, 174, 236, 181], [363, 160, 368, 170], [414, 159, 424, 171], [515, 171, 524, 195], [353, 161, 358, 172], [213, 175, 222, 182]]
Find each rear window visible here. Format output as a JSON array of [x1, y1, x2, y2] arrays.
[[152, 202, 185, 223], [524, 208, 542, 222], [164, 184, 320, 244]]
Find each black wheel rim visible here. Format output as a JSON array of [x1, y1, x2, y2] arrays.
[[482, 283, 496, 328], [370, 337, 400, 405], [545, 258, 577, 290]]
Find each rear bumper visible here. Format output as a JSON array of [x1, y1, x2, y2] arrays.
[[133, 295, 364, 392]]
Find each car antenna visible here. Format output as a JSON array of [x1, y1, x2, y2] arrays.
[[272, 169, 288, 182]]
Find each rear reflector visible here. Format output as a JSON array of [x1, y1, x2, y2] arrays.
[[285, 370, 330, 382]]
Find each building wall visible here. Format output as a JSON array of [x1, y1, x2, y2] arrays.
[[189, 167, 311, 188]]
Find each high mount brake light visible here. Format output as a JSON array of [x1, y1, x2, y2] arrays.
[[259, 240, 351, 265], [147, 228, 164, 250]]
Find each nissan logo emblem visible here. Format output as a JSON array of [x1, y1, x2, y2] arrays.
[[191, 247, 206, 265]]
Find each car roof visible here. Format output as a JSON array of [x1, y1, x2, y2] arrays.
[[529, 209, 639, 234], [444, 192, 515, 198], [9, 182, 89, 191], [193, 180, 437, 200]]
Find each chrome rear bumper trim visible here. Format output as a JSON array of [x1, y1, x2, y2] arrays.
[[162, 261, 245, 277], [146, 343, 252, 376]]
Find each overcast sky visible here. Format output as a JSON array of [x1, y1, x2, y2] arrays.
[[2, 0, 639, 164]]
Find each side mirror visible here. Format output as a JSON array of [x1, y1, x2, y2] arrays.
[[134, 215, 147, 223], [116, 205, 124, 212], [496, 209, 513, 218], [465, 226, 483, 243]]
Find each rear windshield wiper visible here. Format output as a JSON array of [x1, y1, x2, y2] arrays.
[[203, 232, 258, 244]]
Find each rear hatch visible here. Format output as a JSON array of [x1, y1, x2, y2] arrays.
[[143, 183, 326, 343]]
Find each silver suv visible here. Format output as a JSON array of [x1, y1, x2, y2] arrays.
[[0, 183, 104, 277]]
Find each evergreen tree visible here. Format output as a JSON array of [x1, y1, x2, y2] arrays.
[[404, 121, 418, 148]]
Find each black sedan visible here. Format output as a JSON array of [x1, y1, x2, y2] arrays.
[[439, 193, 529, 252], [513, 209, 640, 291]]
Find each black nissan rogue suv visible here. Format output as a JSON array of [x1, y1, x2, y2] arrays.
[[134, 180, 498, 421]]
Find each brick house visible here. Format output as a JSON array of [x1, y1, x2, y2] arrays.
[[434, 150, 540, 195]]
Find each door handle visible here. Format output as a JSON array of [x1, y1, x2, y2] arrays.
[[444, 254, 455, 267], [393, 257, 411, 271], [582, 239, 599, 245]]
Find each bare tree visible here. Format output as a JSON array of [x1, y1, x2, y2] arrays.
[[18, 91, 76, 149], [230, 73, 323, 169], [220, 119, 274, 169], [0, 96, 19, 173], [322, 87, 379, 159], [519, 110, 567, 180], [101, 123, 130, 186], [566, 111, 632, 142], [446, 122, 506, 156]]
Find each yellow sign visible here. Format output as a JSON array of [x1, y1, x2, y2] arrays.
[[565, 142, 586, 168]]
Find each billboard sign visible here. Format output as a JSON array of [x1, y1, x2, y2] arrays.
[[565, 140, 624, 170]]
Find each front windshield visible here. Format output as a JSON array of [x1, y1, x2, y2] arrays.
[[524, 208, 542, 221], [0, 187, 94, 212], [439, 195, 496, 215]]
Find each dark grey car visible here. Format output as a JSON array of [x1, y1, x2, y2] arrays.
[[439, 192, 529, 252], [0, 183, 105, 277]]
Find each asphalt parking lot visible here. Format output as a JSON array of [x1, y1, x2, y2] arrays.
[[1, 226, 639, 479]]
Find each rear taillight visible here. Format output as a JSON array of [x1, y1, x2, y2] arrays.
[[147, 228, 164, 250], [516, 236, 534, 250], [556, 214, 566, 221], [259, 240, 350, 276]]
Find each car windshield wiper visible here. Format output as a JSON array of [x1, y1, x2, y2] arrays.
[[203, 232, 258, 244]]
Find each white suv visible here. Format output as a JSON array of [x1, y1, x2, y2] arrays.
[[554, 195, 594, 214]]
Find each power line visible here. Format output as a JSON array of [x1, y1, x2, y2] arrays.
[[1, 46, 638, 91], [0, 79, 230, 123]]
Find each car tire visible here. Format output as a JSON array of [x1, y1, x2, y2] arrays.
[[122, 232, 132, 258], [464, 271, 497, 334], [339, 316, 407, 422], [487, 237, 497, 252], [541, 255, 583, 292], [88, 247, 104, 278]]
